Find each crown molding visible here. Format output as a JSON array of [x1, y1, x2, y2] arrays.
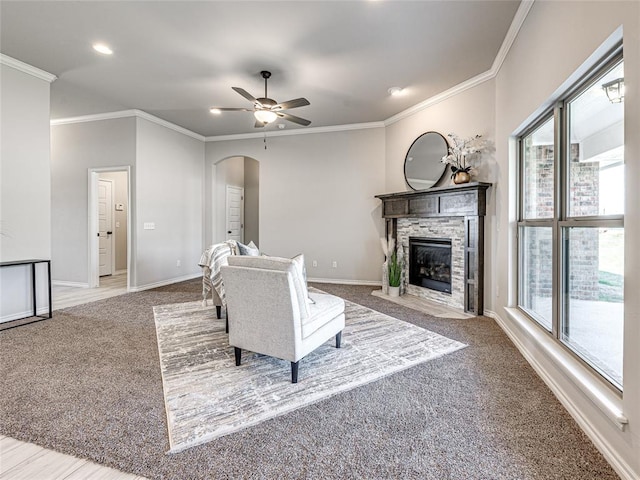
[[51, 109, 205, 141], [50, 109, 138, 126], [491, 0, 535, 74], [384, 69, 496, 127], [135, 110, 205, 141], [205, 121, 384, 142], [0, 54, 57, 83], [384, 0, 534, 127]]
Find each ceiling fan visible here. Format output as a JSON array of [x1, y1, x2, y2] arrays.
[[210, 71, 311, 128]]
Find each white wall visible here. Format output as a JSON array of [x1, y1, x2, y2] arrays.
[[134, 117, 204, 288], [492, 2, 640, 478], [50, 118, 136, 285], [244, 157, 260, 246], [205, 128, 386, 283], [385, 80, 496, 194], [0, 64, 52, 321]]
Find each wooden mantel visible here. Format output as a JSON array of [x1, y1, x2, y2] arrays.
[[375, 182, 491, 315]]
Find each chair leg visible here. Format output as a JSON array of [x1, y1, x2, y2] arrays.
[[291, 361, 299, 383], [216, 305, 221, 319], [234, 347, 241, 366], [336, 331, 342, 348]]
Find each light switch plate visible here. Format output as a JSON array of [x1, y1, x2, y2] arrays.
[[143, 222, 155, 230]]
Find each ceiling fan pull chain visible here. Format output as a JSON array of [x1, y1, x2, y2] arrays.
[[264, 132, 267, 150]]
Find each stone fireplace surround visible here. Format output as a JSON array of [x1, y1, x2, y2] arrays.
[[376, 182, 491, 315], [399, 218, 465, 310]]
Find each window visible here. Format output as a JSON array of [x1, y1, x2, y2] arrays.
[[517, 49, 624, 390]]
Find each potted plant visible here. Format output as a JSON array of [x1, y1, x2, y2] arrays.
[[388, 246, 402, 297], [440, 133, 487, 184]]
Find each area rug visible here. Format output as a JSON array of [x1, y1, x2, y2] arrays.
[[153, 293, 466, 453]]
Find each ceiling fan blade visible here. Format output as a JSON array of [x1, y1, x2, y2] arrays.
[[277, 112, 311, 126], [273, 98, 310, 110], [232, 87, 261, 106], [254, 120, 266, 128], [212, 107, 252, 111]]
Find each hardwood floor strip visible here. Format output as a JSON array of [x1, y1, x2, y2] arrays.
[[53, 274, 128, 311], [0, 449, 86, 479], [0, 435, 146, 480], [0, 440, 46, 474]]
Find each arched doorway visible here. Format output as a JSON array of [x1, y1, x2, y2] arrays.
[[211, 156, 260, 247]]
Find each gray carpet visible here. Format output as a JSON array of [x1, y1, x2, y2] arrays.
[[0, 279, 620, 479], [154, 297, 465, 452]]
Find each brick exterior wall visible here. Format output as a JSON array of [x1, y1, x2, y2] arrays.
[[397, 217, 465, 310], [525, 144, 599, 302]]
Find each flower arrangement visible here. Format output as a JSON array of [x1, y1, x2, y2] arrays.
[[388, 240, 403, 288], [441, 133, 487, 178]]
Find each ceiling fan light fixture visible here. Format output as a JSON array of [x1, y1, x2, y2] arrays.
[[254, 109, 277, 124]]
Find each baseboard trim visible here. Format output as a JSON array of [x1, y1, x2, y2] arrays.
[[52, 281, 90, 288], [307, 278, 381, 286], [485, 309, 637, 480], [1, 307, 50, 324], [129, 273, 201, 292]]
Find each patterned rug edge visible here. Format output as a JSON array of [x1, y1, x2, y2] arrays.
[[165, 339, 466, 454]]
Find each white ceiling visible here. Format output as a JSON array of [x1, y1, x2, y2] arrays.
[[0, 1, 521, 137]]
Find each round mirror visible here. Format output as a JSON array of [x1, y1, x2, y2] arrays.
[[404, 131, 449, 190]]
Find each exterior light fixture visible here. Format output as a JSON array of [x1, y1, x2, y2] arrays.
[[602, 78, 624, 103], [254, 109, 277, 124]]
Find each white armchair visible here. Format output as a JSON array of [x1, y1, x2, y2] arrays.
[[220, 255, 345, 383]]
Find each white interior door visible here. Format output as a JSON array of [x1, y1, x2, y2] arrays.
[[226, 185, 244, 243], [98, 179, 114, 276]]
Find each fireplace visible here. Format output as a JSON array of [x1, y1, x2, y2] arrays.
[[376, 183, 489, 314], [409, 237, 452, 294]]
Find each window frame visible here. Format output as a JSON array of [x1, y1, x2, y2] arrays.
[[516, 45, 624, 392]]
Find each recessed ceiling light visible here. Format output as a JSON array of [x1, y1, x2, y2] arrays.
[[93, 43, 113, 55], [210, 108, 222, 115], [388, 87, 404, 97]]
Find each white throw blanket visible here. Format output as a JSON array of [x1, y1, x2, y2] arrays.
[[198, 240, 237, 305]]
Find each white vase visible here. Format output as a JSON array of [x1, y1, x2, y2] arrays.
[[382, 261, 389, 295], [388, 286, 400, 297]]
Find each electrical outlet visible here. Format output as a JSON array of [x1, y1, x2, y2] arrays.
[[176, 259, 181, 267], [312, 260, 318, 267], [332, 261, 338, 268]]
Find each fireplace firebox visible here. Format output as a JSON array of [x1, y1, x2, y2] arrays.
[[409, 237, 452, 294]]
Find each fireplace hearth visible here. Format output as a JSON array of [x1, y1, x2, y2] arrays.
[[409, 237, 452, 294]]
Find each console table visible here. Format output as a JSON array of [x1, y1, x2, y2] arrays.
[[376, 182, 491, 315], [0, 259, 52, 330]]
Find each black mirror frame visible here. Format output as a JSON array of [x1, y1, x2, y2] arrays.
[[403, 131, 449, 191]]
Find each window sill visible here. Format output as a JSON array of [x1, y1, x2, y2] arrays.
[[503, 307, 628, 430]]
